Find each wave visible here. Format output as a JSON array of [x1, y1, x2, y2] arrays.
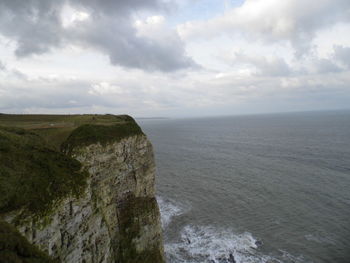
[[157, 196, 187, 229], [165, 225, 272, 263], [157, 196, 308, 263]]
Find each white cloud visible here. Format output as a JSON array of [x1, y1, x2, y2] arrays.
[[334, 45, 350, 67], [89, 82, 124, 95], [61, 4, 90, 28], [220, 51, 292, 77], [178, 0, 350, 56], [0, 61, 5, 71], [0, 0, 195, 72], [313, 23, 350, 57], [0, 0, 350, 116]]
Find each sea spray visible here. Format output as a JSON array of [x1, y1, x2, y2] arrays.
[[165, 225, 272, 263], [157, 196, 187, 229], [156, 196, 308, 263]]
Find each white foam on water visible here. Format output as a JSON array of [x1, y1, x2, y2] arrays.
[[157, 197, 307, 263], [157, 196, 186, 229], [165, 225, 274, 263]]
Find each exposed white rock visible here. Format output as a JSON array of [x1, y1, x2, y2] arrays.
[[3, 135, 164, 263]]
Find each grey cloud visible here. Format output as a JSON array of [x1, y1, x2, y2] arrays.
[[255, 58, 291, 77], [0, 61, 5, 71], [0, 80, 106, 111], [179, 0, 350, 57], [0, 62, 29, 80], [0, 0, 194, 71], [0, 72, 184, 112], [11, 69, 28, 80], [334, 45, 350, 67], [71, 0, 164, 16], [232, 52, 291, 77], [299, 46, 350, 75], [289, 0, 350, 56], [71, 16, 195, 71], [206, 71, 350, 114], [314, 58, 341, 74], [228, 51, 347, 77], [0, 0, 64, 56], [1, 68, 350, 116]]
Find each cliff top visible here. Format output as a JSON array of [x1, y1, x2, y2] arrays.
[[0, 114, 143, 220], [0, 114, 139, 150], [61, 121, 143, 154]]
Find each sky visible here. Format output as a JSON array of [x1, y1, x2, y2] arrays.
[[0, 0, 350, 118]]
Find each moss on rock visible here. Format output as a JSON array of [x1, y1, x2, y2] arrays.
[[0, 115, 164, 263], [0, 126, 88, 220], [116, 195, 163, 263], [0, 220, 57, 263], [61, 120, 144, 154]]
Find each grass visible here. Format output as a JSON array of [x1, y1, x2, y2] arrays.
[[0, 220, 57, 263], [0, 114, 138, 151], [0, 126, 88, 220], [0, 114, 144, 220], [61, 122, 143, 154]]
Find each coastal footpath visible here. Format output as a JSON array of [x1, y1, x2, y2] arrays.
[[0, 114, 165, 263]]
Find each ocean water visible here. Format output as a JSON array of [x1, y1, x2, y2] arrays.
[[138, 111, 350, 263]]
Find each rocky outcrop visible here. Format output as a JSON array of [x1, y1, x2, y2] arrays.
[[1, 128, 164, 262], [0, 220, 56, 263]]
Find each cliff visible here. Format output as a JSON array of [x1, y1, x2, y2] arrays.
[[0, 115, 165, 263]]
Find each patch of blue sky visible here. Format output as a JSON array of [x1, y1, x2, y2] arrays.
[[168, 0, 245, 27]]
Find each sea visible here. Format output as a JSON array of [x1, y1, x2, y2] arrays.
[[138, 110, 350, 263]]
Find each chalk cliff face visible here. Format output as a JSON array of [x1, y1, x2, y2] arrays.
[[2, 133, 164, 263]]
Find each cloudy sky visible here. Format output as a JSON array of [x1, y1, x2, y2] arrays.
[[0, 0, 350, 117]]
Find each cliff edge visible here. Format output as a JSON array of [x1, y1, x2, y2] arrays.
[[0, 115, 165, 263]]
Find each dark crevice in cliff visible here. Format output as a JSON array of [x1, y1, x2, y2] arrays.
[[115, 194, 164, 263]]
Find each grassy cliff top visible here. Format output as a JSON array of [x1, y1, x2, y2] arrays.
[[0, 220, 57, 263], [0, 114, 143, 219], [0, 114, 134, 128], [61, 121, 144, 154], [0, 114, 138, 150], [0, 126, 88, 219]]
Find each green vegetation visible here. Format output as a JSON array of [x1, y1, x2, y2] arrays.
[[0, 114, 138, 150], [0, 114, 152, 262], [0, 114, 144, 219], [116, 196, 163, 263], [0, 126, 88, 220], [0, 114, 134, 128], [0, 220, 57, 263], [61, 121, 143, 154]]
